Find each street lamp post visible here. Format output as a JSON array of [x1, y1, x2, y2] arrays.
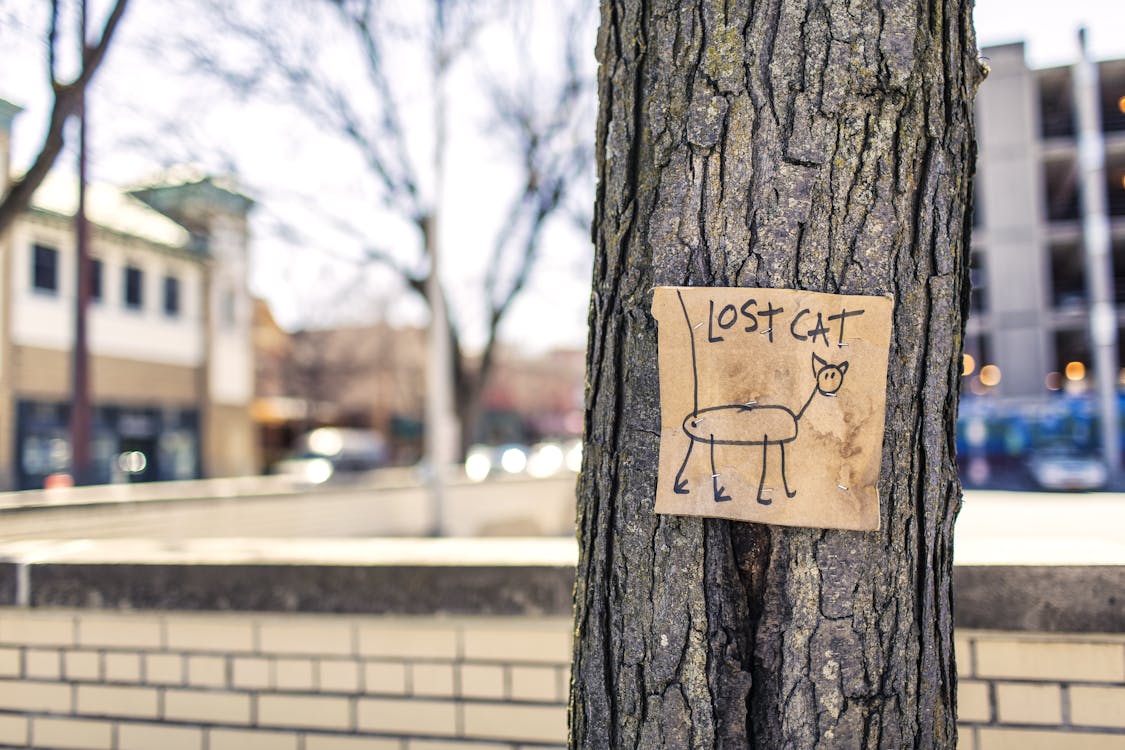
[[1075, 28, 1120, 479]]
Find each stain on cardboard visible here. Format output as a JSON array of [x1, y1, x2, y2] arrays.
[[652, 286, 894, 531]]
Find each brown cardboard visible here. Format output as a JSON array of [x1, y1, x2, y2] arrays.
[[651, 286, 894, 531]]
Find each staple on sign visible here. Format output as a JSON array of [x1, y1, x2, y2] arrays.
[[760, 328, 772, 335], [694, 321, 704, 329], [837, 484, 849, 491]]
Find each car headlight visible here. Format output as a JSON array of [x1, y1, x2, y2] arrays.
[[304, 458, 334, 484], [465, 452, 492, 482]]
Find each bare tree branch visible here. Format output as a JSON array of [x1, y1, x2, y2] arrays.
[[0, 0, 130, 234], [153, 0, 593, 450]]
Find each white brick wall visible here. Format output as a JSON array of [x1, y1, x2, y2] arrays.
[[957, 630, 1125, 749], [3, 610, 1125, 749], [0, 609, 571, 749]]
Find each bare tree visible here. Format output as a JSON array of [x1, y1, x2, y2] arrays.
[[166, 0, 594, 453], [571, 0, 983, 746], [0, 0, 130, 233]]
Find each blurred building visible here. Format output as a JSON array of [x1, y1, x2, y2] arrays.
[[478, 346, 585, 442], [969, 44, 1125, 397], [0, 99, 257, 489], [252, 313, 428, 468], [250, 306, 586, 468]]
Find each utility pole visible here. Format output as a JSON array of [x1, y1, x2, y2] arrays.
[[1075, 28, 1120, 478], [70, 0, 92, 485], [423, 1, 460, 536]]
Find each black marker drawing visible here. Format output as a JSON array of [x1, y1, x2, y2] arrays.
[[673, 289, 849, 505]]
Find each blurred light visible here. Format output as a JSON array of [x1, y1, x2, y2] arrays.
[[500, 447, 527, 474], [966, 418, 988, 446], [565, 441, 583, 472], [1120, 368, 1125, 387], [968, 456, 990, 484], [527, 443, 564, 478], [304, 457, 334, 484], [463, 452, 490, 481], [1045, 371, 1062, 391], [308, 428, 344, 456], [44, 473, 73, 489], [48, 438, 71, 466], [1065, 361, 1086, 381], [962, 353, 976, 377], [979, 364, 1001, 387], [1119, 95, 1125, 114], [465, 451, 491, 482], [969, 376, 988, 396], [117, 450, 148, 474]]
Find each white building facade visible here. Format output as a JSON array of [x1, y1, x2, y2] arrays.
[[969, 44, 1125, 397], [0, 100, 257, 489]]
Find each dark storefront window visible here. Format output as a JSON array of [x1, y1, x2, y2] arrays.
[[124, 265, 144, 310], [32, 244, 59, 293], [14, 400, 200, 489], [163, 275, 181, 317], [91, 259, 103, 302]]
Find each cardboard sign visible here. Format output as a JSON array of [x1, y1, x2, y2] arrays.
[[651, 287, 893, 531]]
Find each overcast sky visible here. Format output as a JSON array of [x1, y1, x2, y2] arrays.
[[974, 0, 1125, 66], [2, 1, 1124, 353]]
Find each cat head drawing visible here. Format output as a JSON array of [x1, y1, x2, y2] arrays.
[[813, 352, 849, 396]]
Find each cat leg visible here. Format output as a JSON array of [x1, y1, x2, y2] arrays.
[[780, 442, 797, 498], [710, 436, 732, 502], [756, 436, 771, 505], [674, 437, 694, 494]]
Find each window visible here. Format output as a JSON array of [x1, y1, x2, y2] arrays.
[[90, 259, 103, 302], [124, 265, 144, 310], [163, 275, 180, 317], [32, 244, 59, 293]]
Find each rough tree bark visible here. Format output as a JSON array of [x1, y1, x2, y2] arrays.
[[571, 0, 984, 747]]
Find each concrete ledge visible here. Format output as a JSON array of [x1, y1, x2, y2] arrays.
[[0, 538, 578, 617], [953, 565, 1125, 633], [2, 539, 1122, 633], [26, 563, 575, 616]]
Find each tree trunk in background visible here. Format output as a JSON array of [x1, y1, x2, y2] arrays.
[[571, 0, 984, 747]]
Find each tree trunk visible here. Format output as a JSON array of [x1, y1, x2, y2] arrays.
[[570, 1, 983, 747]]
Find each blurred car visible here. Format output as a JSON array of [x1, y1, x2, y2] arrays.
[[463, 440, 582, 481], [464, 443, 530, 482], [1025, 447, 1108, 491], [275, 427, 388, 484]]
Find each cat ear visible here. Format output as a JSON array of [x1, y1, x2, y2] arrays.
[[838, 361, 849, 375], [812, 352, 827, 375]]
